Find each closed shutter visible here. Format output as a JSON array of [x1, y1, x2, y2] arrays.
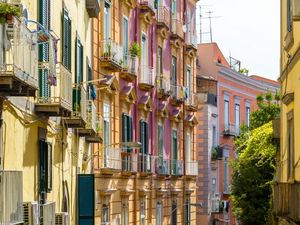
[[75, 37, 83, 84], [39, 0, 50, 98], [128, 117, 132, 142], [62, 9, 72, 70], [39, 140, 52, 193], [144, 122, 148, 154], [122, 113, 127, 143]]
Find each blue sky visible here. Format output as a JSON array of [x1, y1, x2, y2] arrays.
[[196, 0, 280, 80]]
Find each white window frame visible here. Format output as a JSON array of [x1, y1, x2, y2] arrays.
[[103, 0, 111, 40]]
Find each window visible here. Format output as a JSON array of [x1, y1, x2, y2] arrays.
[[122, 16, 129, 64], [156, 202, 162, 225], [104, 1, 111, 40], [171, 0, 176, 17], [122, 114, 133, 148], [172, 129, 178, 174], [102, 204, 110, 225], [39, 140, 52, 194], [103, 104, 110, 167], [235, 103, 240, 134], [62, 8, 71, 70], [75, 37, 83, 84], [122, 203, 128, 225], [171, 200, 177, 225], [212, 126, 217, 147], [224, 99, 229, 130], [158, 124, 163, 158], [171, 56, 177, 87], [186, 66, 191, 100], [287, 111, 294, 179], [140, 198, 146, 225], [246, 106, 250, 127], [140, 120, 149, 155], [185, 198, 191, 225], [224, 156, 229, 193], [158, 46, 162, 87], [141, 33, 147, 79], [212, 177, 217, 196], [185, 132, 191, 162], [287, 0, 292, 32]]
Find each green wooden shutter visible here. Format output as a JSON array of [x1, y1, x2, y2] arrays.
[[122, 113, 127, 143], [62, 9, 72, 70], [75, 37, 83, 84], [128, 116, 132, 142], [39, 140, 52, 193], [47, 142, 52, 192], [145, 122, 148, 154]]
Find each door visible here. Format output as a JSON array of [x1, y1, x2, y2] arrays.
[[78, 175, 94, 225]]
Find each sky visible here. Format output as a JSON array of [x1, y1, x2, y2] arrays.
[[196, 0, 280, 80]]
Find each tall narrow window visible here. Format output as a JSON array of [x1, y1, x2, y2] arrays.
[[224, 99, 229, 130], [287, 0, 292, 32], [158, 124, 163, 159], [171, 0, 176, 18], [156, 201, 162, 225], [141, 33, 147, 80], [158, 46, 162, 87], [62, 8, 71, 70], [39, 140, 52, 194], [287, 111, 294, 179], [103, 1, 111, 40], [186, 132, 191, 162], [140, 198, 146, 225], [75, 37, 83, 84], [235, 103, 240, 134], [140, 120, 149, 172], [212, 126, 217, 147], [246, 106, 250, 127], [102, 204, 110, 225], [212, 177, 217, 196], [185, 198, 191, 225], [172, 129, 178, 174], [122, 16, 129, 64], [103, 104, 110, 167], [171, 56, 177, 86], [224, 156, 229, 193], [186, 66, 191, 100], [122, 203, 128, 225], [171, 200, 177, 225]]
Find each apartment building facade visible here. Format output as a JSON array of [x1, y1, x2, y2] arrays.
[[0, 0, 101, 224], [92, 0, 199, 224], [273, 0, 300, 224], [195, 43, 280, 225]]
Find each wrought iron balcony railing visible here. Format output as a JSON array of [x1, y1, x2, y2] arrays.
[[157, 6, 170, 28], [223, 123, 237, 136], [186, 32, 197, 48], [138, 154, 155, 174], [171, 159, 184, 176], [186, 160, 198, 176], [121, 151, 138, 174], [157, 157, 170, 176], [139, 65, 155, 90], [121, 54, 139, 81], [185, 91, 199, 111], [100, 39, 123, 71], [101, 147, 122, 171], [170, 84, 186, 105], [171, 18, 184, 39]]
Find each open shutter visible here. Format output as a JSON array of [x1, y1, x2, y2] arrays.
[[75, 38, 84, 84], [145, 122, 148, 155], [39, 140, 52, 193], [62, 9, 72, 70], [122, 113, 127, 143], [47, 142, 52, 192], [128, 116, 132, 142]]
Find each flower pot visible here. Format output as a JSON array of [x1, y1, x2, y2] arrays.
[[6, 14, 13, 24]]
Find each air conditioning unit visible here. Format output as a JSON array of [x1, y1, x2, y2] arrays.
[[55, 213, 69, 225], [23, 202, 40, 225], [293, 0, 300, 20], [41, 202, 55, 225]]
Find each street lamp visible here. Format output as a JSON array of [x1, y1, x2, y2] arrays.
[[82, 141, 142, 172]]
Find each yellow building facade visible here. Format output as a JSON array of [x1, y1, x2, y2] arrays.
[[274, 0, 300, 224]]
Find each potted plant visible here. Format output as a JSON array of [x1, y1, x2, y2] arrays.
[[129, 42, 141, 57], [0, 3, 22, 24], [211, 148, 218, 161]]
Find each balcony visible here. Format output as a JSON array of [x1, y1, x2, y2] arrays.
[[0, 171, 23, 225], [85, 114, 103, 143], [77, 100, 97, 136], [170, 85, 185, 106], [138, 154, 155, 176], [0, 17, 38, 96], [139, 65, 154, 91], [86, 0, 100, 18], [63, 85, 87, 128], [171, 18, 184, 40], [35, 64, 72, 117], [211, 197, 222, 213], [157, 157, 170, 176], [186, 32, 197, 50], [100, 39, 123, 71], [223, 123, 237, 136], [273, 182, 300, 221], [157, 6, 170, 30], [186, 161, 198, 177], [211, 146, 223, 161], [120, 54, 139, 82], [185, 92, 199, 112], [140, 0, 155, 15], [99, 147, 122, 175], [121, 151, 138, 176], [156, 74, 170, 100], [171, 159, 184, 176]]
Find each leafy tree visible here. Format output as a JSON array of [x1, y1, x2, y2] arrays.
[[231, 93, 280, 225]]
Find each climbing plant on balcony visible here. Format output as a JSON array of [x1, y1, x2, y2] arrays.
[[129, 42, 140, 57], [0, 3, 21, 24]]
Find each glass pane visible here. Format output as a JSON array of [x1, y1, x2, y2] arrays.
[[224, 100, 229, 128]]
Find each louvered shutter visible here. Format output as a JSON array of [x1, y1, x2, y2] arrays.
[[122, 113, 127, 143], [47, 142, 52, 192], [38, 0, 50, 98], [75, 38, 83, 84], [144, 122, 148, 154], [39, 140, 52, 193], [62, 9, 72, 70]]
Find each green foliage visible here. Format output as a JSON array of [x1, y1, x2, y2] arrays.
[[129, 42, 141, 57], [231, 122, 277, 225], [239, 68, 249, 75], [0, 3, 22, 22], [250, 93, 280, 130]]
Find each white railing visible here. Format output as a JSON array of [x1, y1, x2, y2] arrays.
[[211, 198, 221, 213], [121, 152, 138, 173], [157, 6, 170, 27], [122, 54, 138, 75], [73, 85, 87, 123], [223, 123, 237, 136], [186, 161, 198, 176], [138, 154, 155, 173], [100, 39, 123, 66], [170, 84, 186, 101], [171, 18, 183, 38], [0, 171, 23, 225], [186, 32, 197, 47], [140, 0, 155, 12], [140, 65, 154, 86], [86, 100, 96, 132], [0, 17, 38, 88], [157, 157, 170, 175], [185, 92, 199, 108], [102, 147, 121, 170], [41, 202, 55, 225], [36, 64, 72, 112], [171, 159, 184, 176], [157, 74, 170, 93]]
